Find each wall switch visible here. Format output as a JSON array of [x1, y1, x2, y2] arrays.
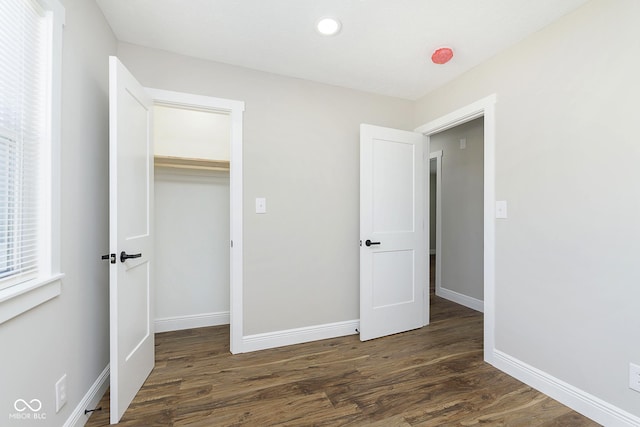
[[459, 138, 467, 149], [630, 363, 640, 393], [495, 200, 508, 219], [255, 197, 266, 214], [55, 374, 67, 413]]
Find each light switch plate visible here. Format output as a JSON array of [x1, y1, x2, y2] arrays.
[[630, 363, 640, 392], [55, 374, 67, 413], [256, 197, 266, 214], [496, 200, 508, 219]]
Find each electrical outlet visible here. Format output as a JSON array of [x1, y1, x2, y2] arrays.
[[630, 363, 640, 393], [55, 374, 67, 412]]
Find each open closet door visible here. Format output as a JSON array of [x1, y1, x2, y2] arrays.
[[108, 56, 154, 424], [359, 124, 427, 341]]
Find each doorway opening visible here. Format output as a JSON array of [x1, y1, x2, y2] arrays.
[[416, 94, 496, 362], [428, 119, 484, 313], [153, 104, 231, 334], [146, 88, 245, 354]]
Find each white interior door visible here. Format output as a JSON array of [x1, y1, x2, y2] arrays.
[[360, 124, 427, 341], [108, 56, 154, 424]]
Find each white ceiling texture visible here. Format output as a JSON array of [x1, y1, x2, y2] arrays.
[[96, 0, 591, 100]]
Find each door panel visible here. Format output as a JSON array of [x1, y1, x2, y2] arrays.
[[372, 250, 415, 307], [372, 139, 415, 232], [119, 89, 150, 238], [360, 124, 426, 341], [109, 56, 154, 424]]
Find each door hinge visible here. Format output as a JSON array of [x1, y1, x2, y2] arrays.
[[230, 240, 234, 248]]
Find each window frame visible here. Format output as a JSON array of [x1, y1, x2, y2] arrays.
[[0, 0, 65, 324]]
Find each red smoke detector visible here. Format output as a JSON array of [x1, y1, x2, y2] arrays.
[[431, 47, 454, 64]]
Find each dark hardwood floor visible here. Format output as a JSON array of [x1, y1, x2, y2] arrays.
[[87, 257, 598, 426]]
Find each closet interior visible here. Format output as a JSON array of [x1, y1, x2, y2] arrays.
[[153, 103, 231, 332]]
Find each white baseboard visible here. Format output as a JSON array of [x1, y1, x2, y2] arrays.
[[155, 311, 230, 333], [242, 319, 359, 353], [492, 350, 640, 427], [63, 364, 109, 427], [436, 286, 484, 313]]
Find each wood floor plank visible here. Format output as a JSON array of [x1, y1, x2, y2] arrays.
[[86, 258, 600, 426]]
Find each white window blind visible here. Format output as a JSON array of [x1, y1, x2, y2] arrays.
[[0, 0, 49, 289]]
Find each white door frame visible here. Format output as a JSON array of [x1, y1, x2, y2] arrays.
[[428, 150, 442, 296], [145, 88, 245, 354], [415, 94, 496, 363]]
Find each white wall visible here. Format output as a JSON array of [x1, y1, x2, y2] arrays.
[[429, 119, 484, 302], [154, 105, 230, 161], [117, 43, 416, 336], [154, 169, 230, 326], [0, 0, 116, 425], [415, 0, 640, 419]]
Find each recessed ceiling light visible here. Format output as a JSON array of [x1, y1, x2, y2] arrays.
[[316, 17, 341, 36]]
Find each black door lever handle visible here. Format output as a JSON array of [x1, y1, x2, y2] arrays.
[[365, 239, 381, 247], [120, 251, 142, 263]]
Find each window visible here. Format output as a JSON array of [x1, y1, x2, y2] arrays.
[[0, 0, 64, 323]]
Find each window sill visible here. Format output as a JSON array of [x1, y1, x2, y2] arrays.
[[0, 274, 65, 324]]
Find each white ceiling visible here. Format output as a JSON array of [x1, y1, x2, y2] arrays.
[[95, 0, 590, 100]]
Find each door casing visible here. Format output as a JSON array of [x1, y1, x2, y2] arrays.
[[415, 94, 496, 363]]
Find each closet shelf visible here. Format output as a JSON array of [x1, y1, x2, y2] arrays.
[[154, 155, 230, 172]]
